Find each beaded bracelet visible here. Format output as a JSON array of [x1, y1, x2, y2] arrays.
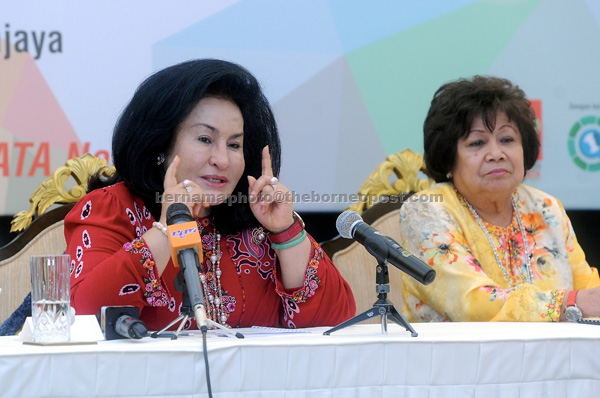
[[152, 221, 168, 236], [271, 230, 307, 250]]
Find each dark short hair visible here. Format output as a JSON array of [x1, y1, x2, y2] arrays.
[[423, 75, 540, 183], [90, 59, 281, 234]]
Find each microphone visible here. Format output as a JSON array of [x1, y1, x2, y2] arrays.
[[98, 306, 148, 340], [336, 210, 436, 285], [166, 203, 208, 331]]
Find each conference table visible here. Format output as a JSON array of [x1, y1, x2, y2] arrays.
[[1, 321, 599, 397]]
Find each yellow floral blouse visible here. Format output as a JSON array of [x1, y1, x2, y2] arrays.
[[398, 183, 599, 322]]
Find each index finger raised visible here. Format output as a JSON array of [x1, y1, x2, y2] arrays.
[[261, 145, 274, 176], [163, 155, 180, 189]]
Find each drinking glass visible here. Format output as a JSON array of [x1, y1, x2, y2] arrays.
[[30, 255, 71, 343]]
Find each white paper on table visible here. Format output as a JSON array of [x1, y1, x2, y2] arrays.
[[211, 326, 314, 338], [19, 315, 104, 345]]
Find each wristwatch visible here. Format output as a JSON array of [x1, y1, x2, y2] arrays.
[[268, 212, 305, 244], [565, 290, 582, 322]]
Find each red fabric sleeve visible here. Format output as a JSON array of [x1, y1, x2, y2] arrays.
[[65, 185, 172, 318], [271, 235, 356, 328]]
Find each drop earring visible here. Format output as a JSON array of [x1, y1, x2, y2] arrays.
[[156, 153, 165, 165]]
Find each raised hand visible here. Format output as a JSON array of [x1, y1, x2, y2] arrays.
[[247, 146, 294, 232], [160, 156, 210, 224]]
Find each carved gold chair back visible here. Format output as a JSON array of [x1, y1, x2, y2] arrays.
[[0, 154, 115, 324], [321, 149, 432, 322]]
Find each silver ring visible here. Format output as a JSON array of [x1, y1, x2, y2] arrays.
[[185, 186, 192, 193]]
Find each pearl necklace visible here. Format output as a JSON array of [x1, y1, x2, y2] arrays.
[[199, 230, 228, 326], [463, 194, 533, 286]]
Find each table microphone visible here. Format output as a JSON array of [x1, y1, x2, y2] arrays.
[[98, 306, 148, 340], [336, 210, 436, 285], [166, 203, 208, 331]]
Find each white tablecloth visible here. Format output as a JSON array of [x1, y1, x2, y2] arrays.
[[1, 322, 599, 397]]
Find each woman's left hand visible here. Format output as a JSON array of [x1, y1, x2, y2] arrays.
[[248, 146, 294, 232]]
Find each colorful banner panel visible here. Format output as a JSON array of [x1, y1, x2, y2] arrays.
[[2, 0, 599, 214]]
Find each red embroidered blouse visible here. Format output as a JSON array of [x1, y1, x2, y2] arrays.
[[64, 182, 355, 331]]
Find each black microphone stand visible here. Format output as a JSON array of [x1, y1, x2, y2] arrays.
[[323, 260, 418, 336], [151, 271, 243, 339]]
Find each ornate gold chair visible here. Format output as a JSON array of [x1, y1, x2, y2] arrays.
[[0, 154, 115, 325], [321, 149, 431, 321]]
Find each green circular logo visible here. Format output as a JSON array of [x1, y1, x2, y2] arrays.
[[568, 115, 600, 171]]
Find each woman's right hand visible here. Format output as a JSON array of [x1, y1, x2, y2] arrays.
[[160, 156, 210, 224], [145, 156, 210, 276]]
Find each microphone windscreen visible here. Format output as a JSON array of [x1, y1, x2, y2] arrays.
[[165, 203, 202, 268], [166, 203, 193, 225], [336, 211, 363, 239]]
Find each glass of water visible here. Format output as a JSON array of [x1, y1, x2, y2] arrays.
[[30, 255, 71, 343]]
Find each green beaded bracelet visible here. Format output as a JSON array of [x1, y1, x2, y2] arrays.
[[271, 230, 307, 250]]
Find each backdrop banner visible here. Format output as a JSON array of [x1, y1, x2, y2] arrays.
[[2, 0, 599, 215]]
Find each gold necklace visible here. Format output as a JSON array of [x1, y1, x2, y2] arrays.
[[463, 194, 533, 286]]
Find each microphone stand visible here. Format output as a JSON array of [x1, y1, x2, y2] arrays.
[[151, 271, 244, 339], [323, 260, 418, 337]]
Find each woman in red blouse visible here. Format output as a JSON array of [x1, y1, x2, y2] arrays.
[[64, 59, 355, 332]]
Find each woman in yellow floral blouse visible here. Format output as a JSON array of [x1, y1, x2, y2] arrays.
[[398, 76, 600, 322]]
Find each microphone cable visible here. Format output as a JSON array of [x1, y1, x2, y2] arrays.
[[201, 328, 213, 398], [165, 203, 214, 397]]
